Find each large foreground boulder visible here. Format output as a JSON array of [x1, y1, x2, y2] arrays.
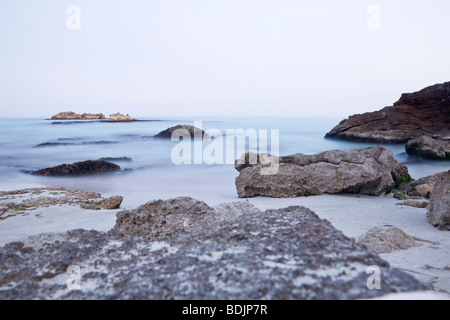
[[405, 135, 450, 160], [51, 111, 105, 120], [325, 82, 450, 143], [32, 160, 120, 176], [428, 170, 450, 230], [235, 146, 410, 198], [0, 205, 423, 299]]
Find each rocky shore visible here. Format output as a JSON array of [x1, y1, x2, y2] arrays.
[[325, 82, 450, 146], [0, 198, 425, 299]]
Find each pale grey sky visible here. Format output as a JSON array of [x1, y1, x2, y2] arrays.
[[0, 0, 449, 118]]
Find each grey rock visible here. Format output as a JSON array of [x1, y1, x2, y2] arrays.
[[428, 170, 450, 230], [405, 135, 450, 160], [0, 206, 424, 300], [113, 197, 259, 237], [357, 227, 421, 254], [235, 146, 410, 198], [154, 125, 207, 139]]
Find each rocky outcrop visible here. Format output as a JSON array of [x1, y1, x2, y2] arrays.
[[357, 227, 421, 254], [0, 188, 123, 220], [32, 160, 120, 176], [428, 170, 450, 230], [325, 82, 450, 144], [0, 205, 424, 299], [154, 125, 207, 139], [405, 136, 450, 160], [113, 197, 260, 237], [51, 112, 105, 120], [235, 146, 411, 198], [107, 113, 134, 122]]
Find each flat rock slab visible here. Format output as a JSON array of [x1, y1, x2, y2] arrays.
[[0, 206, 423, 299]]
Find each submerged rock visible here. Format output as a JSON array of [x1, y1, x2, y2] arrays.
[[235, 146, 410, 198], [0, 205, 424, 299], [325, 82, 450, 144], [357, 227, 421, 254], [51, 112, 105, 120], [32, 160, 121, 176], [154, 125, 207, 139], [405, 136, 450, 160], [428, 170, 450, 230]]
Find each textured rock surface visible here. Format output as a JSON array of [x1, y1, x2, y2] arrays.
[[405, 136, 450, 160], [107, 113, 134, 122], [235, 146, 410, 198], [357, 227, 421, 254], [113, 197, 259, 237], [51, 112, 105, 120], [0, 206, 424, 300], [325, 82, 450, 143], [32, 160, 120, 176], [154, 125, 207, 139], [428, 170, 450, 230], [0, 188, 123, 220]]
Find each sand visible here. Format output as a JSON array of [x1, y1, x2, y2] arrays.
[[0, 190, 449, 299]]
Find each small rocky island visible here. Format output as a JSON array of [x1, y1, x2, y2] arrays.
[[50, 112, 136, 122]]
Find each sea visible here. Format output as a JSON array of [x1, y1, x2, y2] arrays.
[[0, 117, 448, 207]]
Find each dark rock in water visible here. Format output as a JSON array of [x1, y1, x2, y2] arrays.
[[0, 205, 424, 299], [154, 125, 207, 139], [35, 142, 72, 148], [32, 160, 121, 176], [99, 157, 132, 162], [325, 82, 450, 144], [235, 146, 410, 198], [405, 136, 450, 160], [51, 111, 106, 120], [428, 170, 450, 230], [35, 141, 118, 148]]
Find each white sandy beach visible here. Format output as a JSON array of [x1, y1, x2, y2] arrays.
[[1, 190, 449, 297]]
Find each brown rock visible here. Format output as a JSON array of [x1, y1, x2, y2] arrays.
[[325, 82, 450, 144], [396, 200, 429, 209], [357, 227, 421, 253]]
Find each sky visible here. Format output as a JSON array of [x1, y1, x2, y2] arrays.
[[0, 0, 449, 118]]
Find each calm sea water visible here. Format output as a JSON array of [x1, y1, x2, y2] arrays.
[[0, 117, 448, 206]]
